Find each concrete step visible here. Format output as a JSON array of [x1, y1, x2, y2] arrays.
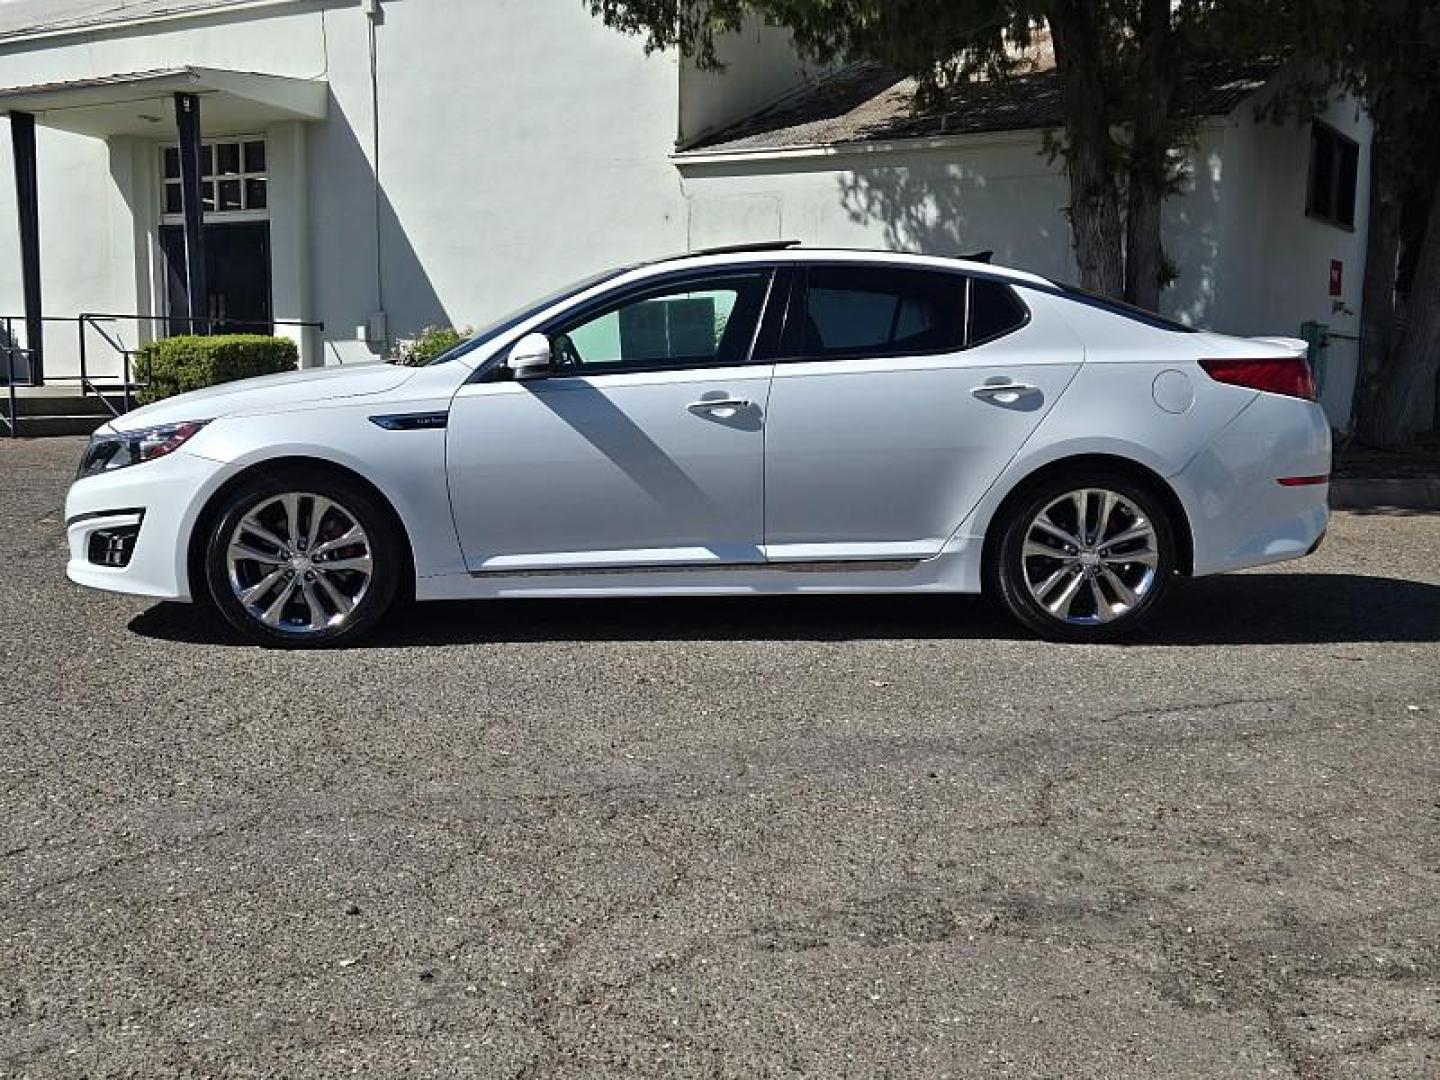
[[10, 394, 119, 418], [3, 387, 131, 436]]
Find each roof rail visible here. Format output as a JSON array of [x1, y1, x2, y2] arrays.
[[688, 242, 994, 263], [689, 240, 802, 256], [651, 242, 1003, 269]]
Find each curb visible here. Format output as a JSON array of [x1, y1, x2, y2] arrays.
[[1330, 478, 1440, 511]]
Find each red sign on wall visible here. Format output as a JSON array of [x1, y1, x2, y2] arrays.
[[1329, 260, 1344, 297]]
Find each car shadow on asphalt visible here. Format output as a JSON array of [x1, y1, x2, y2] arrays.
[[127, 573, 1440, 648]]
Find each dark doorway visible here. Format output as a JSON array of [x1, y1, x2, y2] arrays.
[[161, 222, 272, 335]]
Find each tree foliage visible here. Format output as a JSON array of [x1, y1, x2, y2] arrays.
[[586, 1, 1031, 85], [587, 1, 1284, 307], [1265, 0, 1440, 443]]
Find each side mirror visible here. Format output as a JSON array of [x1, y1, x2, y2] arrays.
[[506, 333, 552, 381]]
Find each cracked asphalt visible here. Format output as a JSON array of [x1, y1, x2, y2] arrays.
[[2, 436, 1437, 1079]]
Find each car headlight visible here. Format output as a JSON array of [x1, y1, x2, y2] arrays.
[[76, 420, 210, 479]]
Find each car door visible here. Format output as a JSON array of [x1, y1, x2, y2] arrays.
[[761, 264, 1082, 562], [446, 268, 775, 573]]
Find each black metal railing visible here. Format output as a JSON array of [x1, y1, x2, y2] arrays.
[[2, 338, 32, 437], [1, 314, 325, 436], [2, 312, 79, 438]]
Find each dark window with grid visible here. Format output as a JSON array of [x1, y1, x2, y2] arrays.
[[162, 137, 267, 217], [1306, 122, 1359, 230]]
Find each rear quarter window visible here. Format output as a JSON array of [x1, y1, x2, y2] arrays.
[[967, 278, 1029, 345]]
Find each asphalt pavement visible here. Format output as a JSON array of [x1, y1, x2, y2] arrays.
[[2, 436, 1437, 1078]]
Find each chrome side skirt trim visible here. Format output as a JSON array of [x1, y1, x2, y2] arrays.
[[469, 559, 922, 580], [771, 559, 920, 574]]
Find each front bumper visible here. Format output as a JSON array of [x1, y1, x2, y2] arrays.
[[64, 449, 223, 601]]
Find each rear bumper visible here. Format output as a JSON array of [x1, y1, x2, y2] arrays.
[[1175, 395, 1331, 576]]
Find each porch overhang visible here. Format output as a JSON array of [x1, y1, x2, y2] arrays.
[[2, 67, 327, 384], [0, 66, 327, 137]]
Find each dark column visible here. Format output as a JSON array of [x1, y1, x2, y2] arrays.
[[174, 92, 208, 333], [9, 111, 42, 383]]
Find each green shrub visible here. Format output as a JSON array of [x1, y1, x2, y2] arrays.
[[136, 335, 299, 405], [396, 325, 470, 367]]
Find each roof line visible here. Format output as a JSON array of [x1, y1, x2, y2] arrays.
[[0, 0, 301, 46], [672, 114, 1236, 167], [0, 67, 193, 98], [673, 127, 1060, 166]]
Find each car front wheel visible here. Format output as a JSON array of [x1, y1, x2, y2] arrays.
[[204, 470, 402, 648], [991, 469, 1177, 643]]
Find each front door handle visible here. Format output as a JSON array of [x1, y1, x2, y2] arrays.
[[687, 398, 752, 413], [971, 382, 1039, 402]]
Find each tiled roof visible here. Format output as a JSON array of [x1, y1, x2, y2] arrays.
[[687, 59, 1281, 155], [0, 0, 275, 41]]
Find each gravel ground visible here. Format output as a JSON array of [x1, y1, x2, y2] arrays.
[[2, 436, 1437, 1079]]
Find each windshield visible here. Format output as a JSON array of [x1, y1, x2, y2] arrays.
[[427, 266, 635, 366]]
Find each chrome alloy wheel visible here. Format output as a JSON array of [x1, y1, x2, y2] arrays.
[[1020, 487, 1159, 626], [225, 492, 374, 636]]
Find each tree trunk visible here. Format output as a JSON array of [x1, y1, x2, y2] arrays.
[[1049, 2, 1126, 297], [1351, 122, 1405, 443], [1123, 0, 1171, 311], [1125, 186, 1164, 311], [1364, 172, 1440, 447]]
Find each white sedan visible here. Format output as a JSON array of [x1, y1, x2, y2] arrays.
[[64, 245, 1330, 647]]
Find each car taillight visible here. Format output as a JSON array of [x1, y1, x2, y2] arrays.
[[1199, 357, 1316, 401]]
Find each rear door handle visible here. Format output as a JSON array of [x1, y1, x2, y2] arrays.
[[687, 398, 752, 413], [971, 382, 1038, 401]]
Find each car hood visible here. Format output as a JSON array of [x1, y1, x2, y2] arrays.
[[109, 363, 416, 432]]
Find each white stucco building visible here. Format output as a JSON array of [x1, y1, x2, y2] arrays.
[[0, 0, 1371, 425]]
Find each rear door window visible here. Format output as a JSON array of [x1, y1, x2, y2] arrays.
[[799, 266, 968, 359]]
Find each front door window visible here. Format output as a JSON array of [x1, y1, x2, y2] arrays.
[[548, 273, 771, 375]]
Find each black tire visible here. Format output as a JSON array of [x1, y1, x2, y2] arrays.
[[204, 467, 403, 648], [988, 467, 1178, 643]]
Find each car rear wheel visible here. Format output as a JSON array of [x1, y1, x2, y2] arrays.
[[204, 470, 401, 648], [990, 469, 1177, 643]]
